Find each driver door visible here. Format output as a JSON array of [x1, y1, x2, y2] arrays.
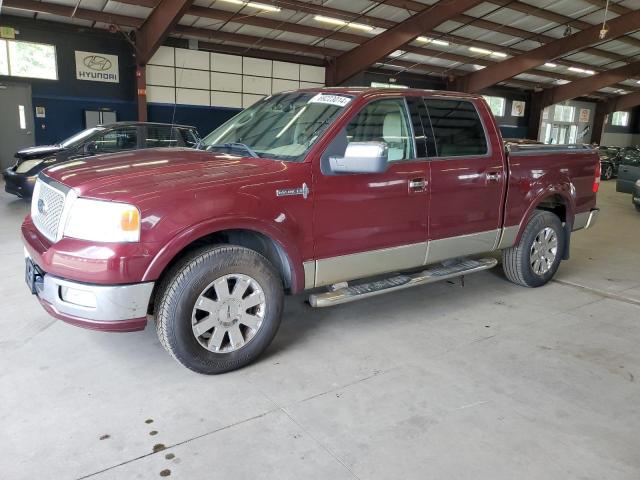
[[310, 97, 430, 287]]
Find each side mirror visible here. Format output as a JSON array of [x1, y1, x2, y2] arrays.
[[329, 142, 389, 174], [84, 141, 98, 155]]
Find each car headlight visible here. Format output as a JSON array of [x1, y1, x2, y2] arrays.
[[64, 198, 141, 242], [15, 159, 44, 174]]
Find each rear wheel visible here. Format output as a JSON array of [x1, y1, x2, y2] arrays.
[[502, 210, 564, 287], [602, 163, 614, 180], [156, 245, 283, 374]]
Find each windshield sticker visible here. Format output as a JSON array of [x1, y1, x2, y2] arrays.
[[308, 93, 351, 107]]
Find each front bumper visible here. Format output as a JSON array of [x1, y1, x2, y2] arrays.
[[3, 168, 37, 198], [28, 252, 153, 332]]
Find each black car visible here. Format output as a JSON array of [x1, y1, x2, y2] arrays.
[[597, 146, 623, 180], [3, 122, 200, 198], [616, 147, 640, 212]]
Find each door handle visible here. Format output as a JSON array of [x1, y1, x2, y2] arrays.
[[409, 178, 426, 190], [486, 172, 501, 182]]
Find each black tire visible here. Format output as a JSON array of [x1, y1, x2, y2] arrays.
[[155, 245, 283, 374], [502, 210, 564, 288], [635, 204, 640, 213], [602, 164, 614, 180]]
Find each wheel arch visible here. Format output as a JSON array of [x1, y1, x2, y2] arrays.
[[143, 219, 305, 303], [514, 188, 575, 259]]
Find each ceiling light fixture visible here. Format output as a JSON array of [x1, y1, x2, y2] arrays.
[[568, 66, 595, 75], [219, 0, 281, 12], [469, 46, 507, 58], [389, 50, 406, 58], [314, 15, 373, 31], [544, 63, 557, 68], [417, 37, 449, 46]]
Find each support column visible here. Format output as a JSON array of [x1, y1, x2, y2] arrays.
[[527, 91, 544, 141], [591, 101, 609, 146], [136, 65, 147, 122]]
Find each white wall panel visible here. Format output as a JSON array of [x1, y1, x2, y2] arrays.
[[149, 46, 174, 67], [147, 85, 175, 104], [243, 76, 271, 95], [273, 61, 299, 80], [211, 72, 242, 92], [176, 68, 209, 89], [272, 78, 299, 93], [175, 48, 209, 70], [211, 92, 242, 109], [243, 94, 265, 108], [300, 65, 325, 83], [243, 57, 272, 77], [148, 48, 324, 108], [177, 88, 210, 106], [300, 81, 324, 89], [211, 53, 242, 74], [147, 65, 175, 87]]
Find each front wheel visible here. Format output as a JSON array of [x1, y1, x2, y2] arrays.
[[155, 245, 283, 374], [502, 210, 564, 288], [602, 164, 614, 180]]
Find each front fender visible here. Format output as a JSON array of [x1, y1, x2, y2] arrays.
[[142, 216, 306, 292]]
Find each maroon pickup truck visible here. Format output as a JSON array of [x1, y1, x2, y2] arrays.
[[22, 88, 600, 374]]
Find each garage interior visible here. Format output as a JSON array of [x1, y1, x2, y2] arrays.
[[1, 0, 640, 479]]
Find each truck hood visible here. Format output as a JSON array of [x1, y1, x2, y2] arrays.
[[42, 148, 290, 202], [16, 145, 65, 160]]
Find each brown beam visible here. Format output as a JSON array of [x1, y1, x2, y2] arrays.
[[455, 9, 640, 93], [4, 0, 143, 27], [136, 0, 193, 65], [612, 92, 640, 112], [136, 65, 147, 122], [541, 61, 640, 107], [329, 0, 485, 85]]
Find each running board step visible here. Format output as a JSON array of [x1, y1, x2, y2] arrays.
[[308, 258, 498, 308]]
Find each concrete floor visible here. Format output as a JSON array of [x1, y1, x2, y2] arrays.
[[1, 180, 639, 480]]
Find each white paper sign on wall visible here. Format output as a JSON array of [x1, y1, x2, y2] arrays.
[[75, 51, 119, 83]]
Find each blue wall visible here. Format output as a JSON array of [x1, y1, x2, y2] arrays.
[[1, 16, 240, 146], [147, 103, 240, 138]]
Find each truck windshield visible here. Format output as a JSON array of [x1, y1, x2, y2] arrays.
[[201, 91, 352, 161]]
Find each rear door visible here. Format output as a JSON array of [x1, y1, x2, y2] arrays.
[[421, 97, 507, 263], [311, 96, 431, 286], [617, 149, 640, 193]]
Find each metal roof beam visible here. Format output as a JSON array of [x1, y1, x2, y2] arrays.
[[135, 0, 193, 65], [328, 0, 485, 85], [542, 61, 640, 107], [455, 9, 640, 93]]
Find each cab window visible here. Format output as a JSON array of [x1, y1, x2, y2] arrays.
[[424, 99, 488, 157], [345, 98, 414, 161]]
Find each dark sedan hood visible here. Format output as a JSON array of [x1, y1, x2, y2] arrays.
[[16, 145, 65, 160]]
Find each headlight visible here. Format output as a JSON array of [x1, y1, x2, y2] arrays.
[[64, 198, 141, 242], [635, 179, 640, 187], [15, 159, 43, 173]]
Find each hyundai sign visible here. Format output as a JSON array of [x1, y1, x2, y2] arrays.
[[75, 51, 119, 83]]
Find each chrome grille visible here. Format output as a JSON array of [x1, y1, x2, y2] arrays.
[[32, 178, 67, 242]]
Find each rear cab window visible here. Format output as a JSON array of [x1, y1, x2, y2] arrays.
[[422, 98, 489, 158]]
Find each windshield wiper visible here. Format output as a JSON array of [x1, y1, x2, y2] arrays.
[[206, 142, 259, 158]]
